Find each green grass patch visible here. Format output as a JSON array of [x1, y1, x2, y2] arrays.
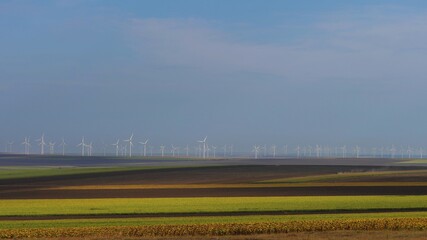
[[398, 159, 427, 164], [2, 212, 427, 229], [0, 166, 182, 180], [261, 170, 427, 183], [1, 196, 427, 217]]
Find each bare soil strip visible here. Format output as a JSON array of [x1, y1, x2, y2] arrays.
[[1, 186, 427, 199], [2, 209, 427, 221]]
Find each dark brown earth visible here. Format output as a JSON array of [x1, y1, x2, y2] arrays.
[[2, 186, 427, 199], [1, 165, 427, 199]]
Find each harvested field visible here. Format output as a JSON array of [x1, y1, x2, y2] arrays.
[[2, 186, 427, 199], [1, 165, 427, 199]]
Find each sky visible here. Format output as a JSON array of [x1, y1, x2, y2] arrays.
[[1, 0, 427, 153]]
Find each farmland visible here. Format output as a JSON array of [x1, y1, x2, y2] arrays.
[[1, 155, 427, 239]]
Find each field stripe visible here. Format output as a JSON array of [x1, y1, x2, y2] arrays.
[[45, 182, 427, 190]]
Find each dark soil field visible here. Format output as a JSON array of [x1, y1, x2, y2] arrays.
[[1, 164, 427, 199]]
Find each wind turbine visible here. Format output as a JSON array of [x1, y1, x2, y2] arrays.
[[48, 142, 55, 155], [341, 145, 347, 158], [212, 145, 217, 158], [197, 136, 207, 159], [407, 146, 413, 158], [123, 133, 134, 157], [390, 145, 396, 158], [184, 145, 189, 156], [354, 145, 360, 158], [88, 142, 93, 156], [271, 145, 276, 158], [295, 145, 301, 158], [59, 138, 66, 156], [223, 144, 227, 157], [171, 145, 178, 157], [77, 137, 85, 156], [36, 134, 46, 155], [160, 145, 165, 157], [315, 145, 321, 158], [139, 139, 149, 157], [252, 145, 260, 159], [149, 146, 153, 156], [112, 139, 120, 157], [23, 137, 31, 155]]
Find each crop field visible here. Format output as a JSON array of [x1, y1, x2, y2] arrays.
[[1, 196, 427, 217], [1, 155, 427, 239]]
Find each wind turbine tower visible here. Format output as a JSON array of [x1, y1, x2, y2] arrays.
[[112, 139, 120, 157], [48, 142, 55, 155], [271, 145, 276, 158], [139, 139, 149, 157], [59, 138, 66, 156], [124, 133, 134, 157], [252, 145, 260, 159], [160, 145, 165, 157], [77, 137, 85, 156], [36, 134, 46, 155], [197, 136, 207, 159]]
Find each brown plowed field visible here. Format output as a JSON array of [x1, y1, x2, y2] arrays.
[[1, 165, 427, 199], [1, 186, 427, 199]]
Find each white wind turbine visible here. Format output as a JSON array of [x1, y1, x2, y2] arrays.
[[184, 145, 189, 156], [59, 138, 66, 156], [212, 145, 217, 158], [315, 145, 321, 158], [171, 145, 178, 157], [139, 139, 149, 157], [341, 145, 347, 158], [252, 145, 260, 159], [36, 134, 46, 155], [271, 145, 276, 158], [48, 141, 55, 155], [88, 142, 93, 156], [390, 145, 397, 158], [123, 133, 134, 157], [354, 145, 360, 158], [295, 145, 301, 158], [112, 139, 120, 157], [23, 137, 31, 155], [77, 137, 85, 156], [223, 144, 227, 157], [197, 136, 207, 159], [149, 146, 153, 156], [160, 145, 165, 157]]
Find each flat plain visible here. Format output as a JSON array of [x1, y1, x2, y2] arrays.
[[1, 154, 427, 239]]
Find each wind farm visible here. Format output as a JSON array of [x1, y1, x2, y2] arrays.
[[3, 0, 427, 239]]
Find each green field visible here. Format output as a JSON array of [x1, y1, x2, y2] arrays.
[[0, 166, 174, 180], [260, 170, 427, 183], [398, 159, 427, 164], [2, 212, 427, 229], [1, 196, 427, 217]]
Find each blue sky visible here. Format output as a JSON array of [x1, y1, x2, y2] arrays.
[[1, 0, 427, 153]]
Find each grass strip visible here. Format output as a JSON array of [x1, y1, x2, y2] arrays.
[[1, 196, 427, 217], [261, 170, 427, 183], [0, 166, 182, 180], [50, 182, 427, 190]]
